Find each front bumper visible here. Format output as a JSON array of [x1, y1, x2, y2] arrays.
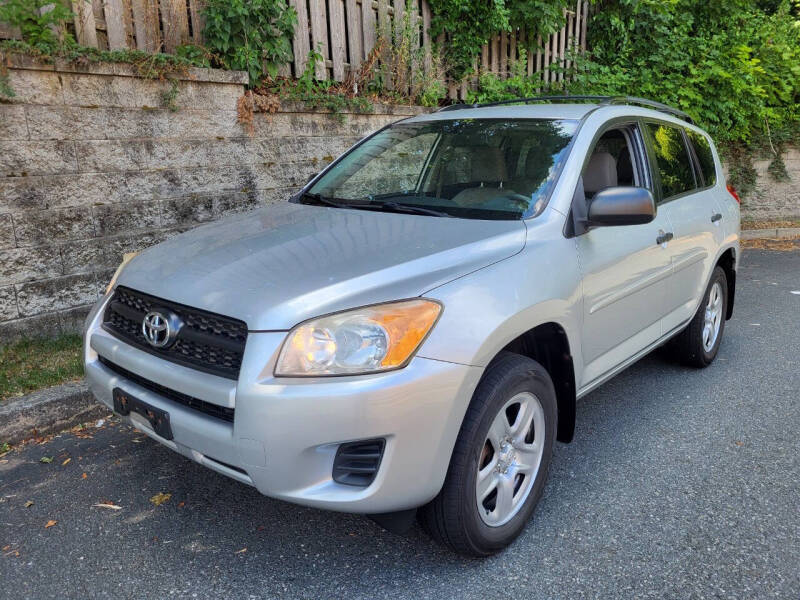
[[84, 295, 482, 513]]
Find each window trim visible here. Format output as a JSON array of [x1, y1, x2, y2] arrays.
[[642, 118, 700, 204]]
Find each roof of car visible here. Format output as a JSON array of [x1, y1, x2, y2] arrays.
[[403, 96, 698, 129], [405, 103, 599, 123]]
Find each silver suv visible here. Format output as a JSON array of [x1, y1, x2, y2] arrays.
[[84, 97, 740, 556]]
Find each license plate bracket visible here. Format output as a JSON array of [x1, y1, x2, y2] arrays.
[[113, 387, 173, 440]]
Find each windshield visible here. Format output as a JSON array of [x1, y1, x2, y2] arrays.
[[299, 118, 578, 220]]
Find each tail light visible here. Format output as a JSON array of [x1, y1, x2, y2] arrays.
[[726, 184, 740, 204]]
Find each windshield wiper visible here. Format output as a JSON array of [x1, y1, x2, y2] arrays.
[[300, 192, 453, 218], [368, 201, 454, 218], [299, 192, 350, 208]]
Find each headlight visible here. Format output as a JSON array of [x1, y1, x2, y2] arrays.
[[275, 299, 442, 376], [105, 252, 138, 295]]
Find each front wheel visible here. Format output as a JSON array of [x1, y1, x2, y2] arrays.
[[419, 352, 557, 556]]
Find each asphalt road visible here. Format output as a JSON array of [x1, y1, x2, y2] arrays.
[[1, 249, 799, 600]]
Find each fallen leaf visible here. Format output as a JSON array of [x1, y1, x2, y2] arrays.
[[62, 458, 71, 466], [24, 500, 33, 508], [177, 501, 185, 508], [45, 520, 57, 529], [2, 545, 9, 551], [40, 457, 53, 464], [150, 492, 171, 506], [235, 548, 247, 554], [735, 440, 744, 446], [81, 473, 88, 479], [93, 503, 122, 510]]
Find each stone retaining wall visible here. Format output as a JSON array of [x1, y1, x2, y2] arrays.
[[0, 57, 428, 341], [739, 148, 800, 223], [1, 57, 798, 341]]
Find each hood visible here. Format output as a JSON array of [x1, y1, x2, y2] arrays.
[[118, 202, 526, 330]]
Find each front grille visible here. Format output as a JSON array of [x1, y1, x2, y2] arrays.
[[333, 439, 385, 487], [99, 356, 235, 423], [102, 286, 248, 379]]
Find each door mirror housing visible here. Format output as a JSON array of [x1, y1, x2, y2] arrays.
[[587, 186, 656, 227]]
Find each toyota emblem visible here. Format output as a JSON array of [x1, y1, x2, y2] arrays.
[[142, 310, 182, 348]]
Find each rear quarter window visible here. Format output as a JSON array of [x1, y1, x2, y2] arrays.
[[686, 130, 717, 187], [646, 122, 696, 200]]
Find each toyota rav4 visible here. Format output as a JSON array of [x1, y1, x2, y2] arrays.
[[83, 96, 740, 556]]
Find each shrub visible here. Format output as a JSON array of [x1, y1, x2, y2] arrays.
[[469, 0, 800, 148], [565, 0, 800, 145], [202, 0, 296, 83], [427, 0, 570, 79], [0, 0, 73, 52], [368, 0, 448, 106]]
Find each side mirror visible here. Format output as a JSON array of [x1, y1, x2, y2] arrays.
[[587, 186, 656, 227]]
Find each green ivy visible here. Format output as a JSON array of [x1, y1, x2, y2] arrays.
[[466, 47, 541, 103], [268, 48, 373, 122], [202, 0, 296, 84], [0, 0, 73, 52], [0, 39, 213, 79], [723, 144, 759, 198], [427, 0, 569, 79], [0, 70, 14, 99], [174, 44, 214, 68], [768, 149, 790, 182], [469, 0, 800, 150], [161, 80, 181, 111], [565, 0, 800, 146]]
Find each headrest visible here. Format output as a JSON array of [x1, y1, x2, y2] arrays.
[[470, 146, 507, 182], [583, 152, 618, 194]]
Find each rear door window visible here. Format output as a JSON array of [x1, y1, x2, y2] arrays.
[[646, 122, 696, 200], [686, 130, 717, 187]]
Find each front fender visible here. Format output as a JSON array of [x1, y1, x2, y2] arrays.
[[417, 213, 584, 380]]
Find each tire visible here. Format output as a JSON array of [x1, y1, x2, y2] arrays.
[[671, 266, 728, 368], [418, 352, 557, 556]]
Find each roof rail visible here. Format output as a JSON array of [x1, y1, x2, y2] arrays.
[[437, 103, 473, 112], [604, 96, 693, 124], [436, 95, 694, 124]]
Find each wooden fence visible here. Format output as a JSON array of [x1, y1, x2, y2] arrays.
[[288, 0, 589, 98], [47, 0, 205, 53], [1, 0, 589, 99]]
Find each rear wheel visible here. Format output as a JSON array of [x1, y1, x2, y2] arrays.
[[419, 352, 557, 556], [671, 266, 728, 367]]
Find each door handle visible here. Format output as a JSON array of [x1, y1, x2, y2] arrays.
[[711, 213, 722, 223], [656, 231, 674, 245]]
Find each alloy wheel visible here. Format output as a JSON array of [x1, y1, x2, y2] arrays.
[[702, 281, 723, 352], [476, 392, 545, 527]]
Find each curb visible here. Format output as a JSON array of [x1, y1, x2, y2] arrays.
[[741, 227, 800, 241], [0, 380, 109, 445]]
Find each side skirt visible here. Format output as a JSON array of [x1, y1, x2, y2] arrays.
[[576, 320, 691, 399]]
